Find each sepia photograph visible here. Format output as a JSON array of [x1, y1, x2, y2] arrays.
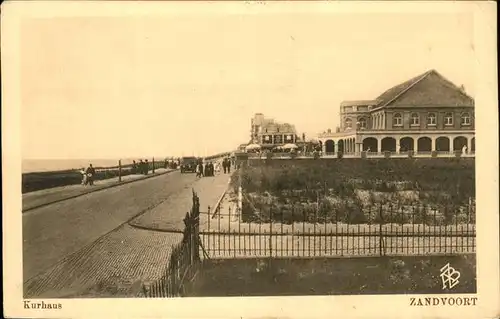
[[2, 1, 498, 318]]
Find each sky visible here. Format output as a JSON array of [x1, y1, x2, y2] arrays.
[[20, 10, 475, 159]]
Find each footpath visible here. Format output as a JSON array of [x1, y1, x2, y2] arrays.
[[129, 172, 232, 232], [22, 168, 176, 212]]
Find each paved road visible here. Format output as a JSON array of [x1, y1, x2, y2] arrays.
[[22, 168, 174, 212], [23, 171, 197, 282], [23, 171, 231, 298]]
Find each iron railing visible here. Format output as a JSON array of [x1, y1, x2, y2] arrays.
[[200, 198, 476, 259]]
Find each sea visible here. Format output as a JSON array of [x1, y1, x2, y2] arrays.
[[21, 158, 170, 174]]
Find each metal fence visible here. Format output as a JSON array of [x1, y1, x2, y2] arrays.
[[200, 198, 476, 259], [141, 190, 202, 298], [141, 189, 476, 298]]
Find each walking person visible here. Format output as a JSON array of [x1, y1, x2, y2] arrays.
[[207, 162, 213, 176], [138, 159, 144, 175], [226, 157, 231, 174], [195, 162, 201, 178], [86, 164, 96, 186], [197, 161, 204, 178], [132, 160, 137, 174], [144, 159, 149, 175], [80, 167, 88, 186]]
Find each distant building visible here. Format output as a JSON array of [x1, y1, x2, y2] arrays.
[[318, 69, 475, 155], [250, 113, 298, 147]]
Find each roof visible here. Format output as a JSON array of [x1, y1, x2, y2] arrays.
[[374, 69, 474, 108], [340, 100, 380, 107]]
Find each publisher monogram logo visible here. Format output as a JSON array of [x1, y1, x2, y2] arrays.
[[440, 263, 461, 290]]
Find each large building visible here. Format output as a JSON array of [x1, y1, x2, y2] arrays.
[[318, 70, 475, 156], [250, 113, 298, 147]]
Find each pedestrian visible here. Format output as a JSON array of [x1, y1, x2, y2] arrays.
[[196, 161, 204, 178], [208, 162, 214, 176], [144, 159, 149, 175], [132, 160, 137, 174], [195, 162, 201, 177], [138, 160, 144, 174], [86, 164, 96, 186], [226, 157, 231, 174], [80, 167, 88, 185]]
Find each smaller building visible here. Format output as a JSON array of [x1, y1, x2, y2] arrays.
[[250, 113, 298, 147]]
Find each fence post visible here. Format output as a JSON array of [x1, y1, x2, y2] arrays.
[[269, 206, 273, 258], [379, 203, 384, 256], [118, 159, 122, 182], [152, 157, 155, 174]]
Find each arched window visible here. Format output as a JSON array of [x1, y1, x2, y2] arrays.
[[345, 118, 352, 129], [358, 117, 367, 129], [411, 113, 420, 126], [393, 113, 402, 126], [445, 112, 454, 126], [427, 113, 437, 126], [461, 112, 471, 125]]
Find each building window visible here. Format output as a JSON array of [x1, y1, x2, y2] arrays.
[[393, 113, 402, 126], [358, 117, 367, 129], [345, 118, 352, 129], [427, 113, 437, 126], [445, 112, 454, 126], [461, 112, 471, 125], [411, 113, 420, 126]]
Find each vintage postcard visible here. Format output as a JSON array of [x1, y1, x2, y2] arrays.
[[2, 1, 499, 318]]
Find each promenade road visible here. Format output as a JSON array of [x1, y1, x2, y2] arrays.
[[22, 168, 174, 211], [23, 171, 195, 282], [23, 171, 231, 298]]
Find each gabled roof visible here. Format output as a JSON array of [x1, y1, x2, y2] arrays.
[[375, 69, 474, 108], [340, 100, 380, 107]]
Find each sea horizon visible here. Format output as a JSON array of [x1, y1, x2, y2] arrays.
[[21, 157, 175, 174]]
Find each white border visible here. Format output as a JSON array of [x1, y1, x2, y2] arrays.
[[2, 1, 498, 318]]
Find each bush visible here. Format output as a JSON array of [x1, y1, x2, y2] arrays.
[[241, 159, 475, 220]]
